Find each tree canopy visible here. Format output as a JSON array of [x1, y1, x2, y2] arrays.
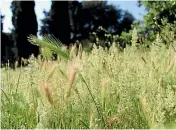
[[40, 1, 135, 46], [11, 1, 39, 59], [138, 1, 176, 38]]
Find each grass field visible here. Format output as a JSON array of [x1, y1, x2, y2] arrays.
[[1, 44, 176, 129]]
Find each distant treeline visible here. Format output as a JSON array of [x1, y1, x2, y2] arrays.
[[1, 1, 176, 65]]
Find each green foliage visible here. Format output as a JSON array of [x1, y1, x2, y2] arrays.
[[28, 35, 69, 60], [138, 1, 176, 42], [141, 1, 176, 27], [40, 1, 135, 45], [88, 26, 132, 49], [158, 21, 176, 48], [119, 31, 132, 46]]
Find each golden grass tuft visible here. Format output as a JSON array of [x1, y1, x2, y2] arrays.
[[39, 82, 54, 107], [66, 60, 78, 98], [106, 116, 119, 129], [139, 94, 153, 128]]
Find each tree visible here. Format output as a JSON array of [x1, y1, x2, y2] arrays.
[[1, 14, 5, 62], [40, 10, 50, 35], [1, 14, 16, 64], [40, 1, 80, 41], [49, 1, 71, 46], [1, 15, 4, 33], [40, 1, 135, 48], [138, 1, 176, 40], [75, 1, 122, 40], [11, 1, 39, 60], [118, 10, 135, 33], [68, 1, 82, 41], [69, 1, 135, 44], [76, 1, 135, 48]]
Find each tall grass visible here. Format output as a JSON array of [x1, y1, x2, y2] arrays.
[[1, 37, 176, 129]]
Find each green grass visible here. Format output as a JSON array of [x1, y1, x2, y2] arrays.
[[1, 44, 176, 129]]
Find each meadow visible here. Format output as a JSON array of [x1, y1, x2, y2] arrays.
[[1, 38, 176, 129]]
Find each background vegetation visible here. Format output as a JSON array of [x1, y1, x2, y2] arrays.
[[1, 1, 176, 65]]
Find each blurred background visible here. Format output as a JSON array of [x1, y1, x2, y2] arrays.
[[1, 0, 175, 65]]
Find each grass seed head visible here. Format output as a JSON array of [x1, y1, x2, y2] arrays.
[[66, 61, 78, 98], [39, 82, 54, 106], [89, 109, 95, 129]]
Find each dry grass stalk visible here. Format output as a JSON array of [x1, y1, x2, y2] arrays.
[[78, 44, 83, 59], [74, 87, 83, 106], [141, 57, 147, 64], [39, 82, 54, 107], [70, 45, 77, 58], [37, 55, 42, 67], [89, 108, 95, 129], [139, 94, 153, 127], [101, 78, 108, 108], [14, 60, 18, 69], [40, 60, 47, 71], [47, 64, 58, 82], [66, 61, 77, 98], [0, 87, 10, 102]]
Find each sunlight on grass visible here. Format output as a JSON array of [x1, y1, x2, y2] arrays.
[[1, 39, 176, 129]]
